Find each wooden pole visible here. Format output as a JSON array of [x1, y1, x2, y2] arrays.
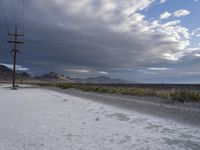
[[8, 25, 24, 88]]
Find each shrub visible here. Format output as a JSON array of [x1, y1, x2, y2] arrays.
[[170, 89, 200, 102]]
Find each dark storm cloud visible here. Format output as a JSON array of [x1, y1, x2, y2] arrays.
[[0, 0, 199, 82]]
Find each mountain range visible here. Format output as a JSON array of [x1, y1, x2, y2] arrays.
[[73, 76, 130, 84], [0, 65, 31, 81], [0, 65, 134, 84]]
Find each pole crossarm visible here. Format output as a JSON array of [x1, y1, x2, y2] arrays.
[[11, 49, 20, 52], [8, 33, 24, 36], [8, 40, 24, 44]]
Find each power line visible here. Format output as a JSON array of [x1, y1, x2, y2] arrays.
[[22, 0, 25, 34], [1, 0, 25, 33], [12, 0, 17, 28], [0, 0, 10, 33]]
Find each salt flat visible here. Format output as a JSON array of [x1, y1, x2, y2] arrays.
[[0, 84, 199, 150]]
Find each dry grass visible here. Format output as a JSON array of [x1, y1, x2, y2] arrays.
[[39, 83, 200, 103]]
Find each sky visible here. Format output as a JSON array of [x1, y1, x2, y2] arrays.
[[0, 0, 200, 83]]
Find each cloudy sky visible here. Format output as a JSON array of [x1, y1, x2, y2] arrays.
[[0, 0, 200, 83]]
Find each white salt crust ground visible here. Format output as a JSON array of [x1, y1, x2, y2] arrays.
[[0, 84, 199, 150]]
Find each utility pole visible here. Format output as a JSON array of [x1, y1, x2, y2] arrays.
[[8, 25, 24, 88]]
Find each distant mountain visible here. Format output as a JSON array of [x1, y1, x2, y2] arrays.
[[17, 72, 31, 79], [0, 65, 135, 84], [0, 65, 12, 81], [0, 65, 12, 74], [73, 76, 133, 84], [35, 72, 59, 80], [34, 72, 73, 83], [0, 66, 73, 83], [0, 65, 31, 81]]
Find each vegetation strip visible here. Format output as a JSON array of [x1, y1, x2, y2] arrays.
[[39, 83, 200, 103]]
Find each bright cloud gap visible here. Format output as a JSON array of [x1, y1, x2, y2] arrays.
[[160, 9, 191, 20], [0, 63, 29, 71]]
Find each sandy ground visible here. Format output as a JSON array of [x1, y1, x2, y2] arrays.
[[0, 84, 200, 150]]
